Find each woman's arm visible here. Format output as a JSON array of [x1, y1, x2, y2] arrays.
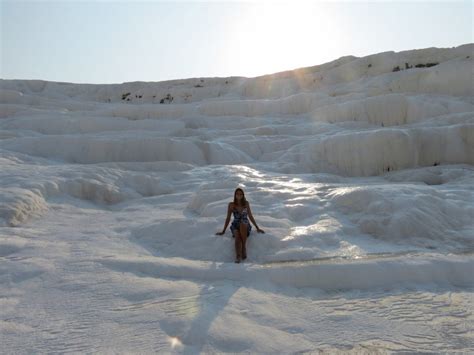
[[247, 202, 265, 233], [216, 203, 233, 235]]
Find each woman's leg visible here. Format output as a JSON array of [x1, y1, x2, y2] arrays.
[[233, 230, 242, 262], [239, 222, 248, 260]]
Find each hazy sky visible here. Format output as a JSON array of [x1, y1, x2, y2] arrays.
[[1, 0, 472, 84]]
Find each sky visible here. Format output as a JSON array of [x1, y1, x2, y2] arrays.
[[1, 0, 472, 84]]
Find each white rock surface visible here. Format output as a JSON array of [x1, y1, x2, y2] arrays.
[[1, 44, 473, 353]]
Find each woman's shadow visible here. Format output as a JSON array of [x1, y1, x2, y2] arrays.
[[160, 260, 247, 354]]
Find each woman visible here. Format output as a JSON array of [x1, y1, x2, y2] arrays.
[[216, 188, 265, 263]]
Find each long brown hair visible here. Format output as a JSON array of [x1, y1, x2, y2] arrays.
[[233, 188, 247, 207]]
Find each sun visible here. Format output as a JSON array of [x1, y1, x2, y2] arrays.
[[225, 1, 343, 77]]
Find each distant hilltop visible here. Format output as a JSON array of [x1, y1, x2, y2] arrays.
[[1, 43, 472, 105]]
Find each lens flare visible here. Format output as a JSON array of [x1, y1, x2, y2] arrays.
[[169, 336, 183, 349]]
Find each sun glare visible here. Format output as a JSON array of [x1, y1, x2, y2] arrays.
[[169, 336, 183, 349], [226, 2, 343, 77]]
